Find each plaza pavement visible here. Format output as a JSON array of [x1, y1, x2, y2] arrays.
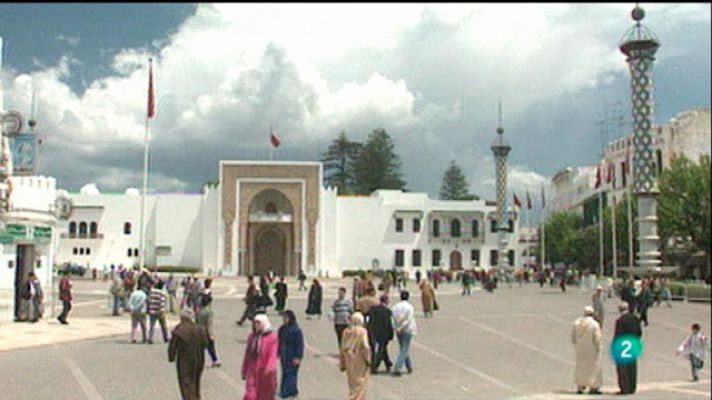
[[0, 277, 709, 399]]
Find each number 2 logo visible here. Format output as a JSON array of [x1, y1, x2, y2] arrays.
[[621, 340, 632, 358]]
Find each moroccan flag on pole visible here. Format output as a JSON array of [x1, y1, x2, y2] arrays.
[[270, 131, 281, 148], [147, 58, 155, 119], [526, 190, 532, 210], [513, 192, 522, 208]]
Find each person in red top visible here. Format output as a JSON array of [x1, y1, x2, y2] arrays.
[[58, 270, 73, 325]]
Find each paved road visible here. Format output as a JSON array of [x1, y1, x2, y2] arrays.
[[0, 279, 709, 399]]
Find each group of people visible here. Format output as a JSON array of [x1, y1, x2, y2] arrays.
[[572, 280, 708, 396]]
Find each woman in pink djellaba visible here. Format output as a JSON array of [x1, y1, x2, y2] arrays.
[[242, 314, 279, 400]]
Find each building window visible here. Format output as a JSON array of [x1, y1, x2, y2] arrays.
[[413, 218, 421, 233], [508, 250, 515, 266], [471, 250, 480, 266], [621, 161, 627, 187], [508, 220, 514, 233], [69, 221, 77, 235], [432, 249, 441, 267], [90, 222, 98, 236], [656, 149, 663, 175], [395, 249, 404, 267], [79, 247, 85, 255], [490, 250, 498, 266], [134, 248, 139, 257], [86, 248, 91, 256], [124, 222, 132, 235], [472, 220, 479, 237], [412, 250, 422, 267], [451, 219, 461, 237], [73, 247, 78, 255], [490, 220, 498, 233], [128, 248, 133, 257], [395, 218, 404, 233], [79, 222, 88, 237], [432, 219, 440, 237]]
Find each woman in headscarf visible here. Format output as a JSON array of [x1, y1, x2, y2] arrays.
[[242, 314, 279, 400], [419, 279, 436, 318], [339, 312, 371, 400], [278, 310, 305, 399], [305, 279, 323, 319]]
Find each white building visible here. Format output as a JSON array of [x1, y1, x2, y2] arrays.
[[56, 161, 520, 278], [550, 108, 711, 214], [0, 175, 59, 322]]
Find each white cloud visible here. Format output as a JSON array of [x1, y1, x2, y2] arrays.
[[2, 3, 708, 193]]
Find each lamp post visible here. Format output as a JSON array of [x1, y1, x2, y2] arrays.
[[491, 103, 511, 274], [620, 3, 661, 271]]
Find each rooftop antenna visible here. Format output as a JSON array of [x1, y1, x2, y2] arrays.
[[29, 83, 37, 131]]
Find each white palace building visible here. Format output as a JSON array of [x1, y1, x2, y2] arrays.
[[56, 161, 520, 278]]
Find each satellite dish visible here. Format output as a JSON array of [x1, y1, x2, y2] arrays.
[[1, 111, 24, 137]]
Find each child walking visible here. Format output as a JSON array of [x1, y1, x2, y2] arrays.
[[677, 323, 710, 381]]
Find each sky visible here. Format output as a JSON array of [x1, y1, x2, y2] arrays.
[[0, 3, 709, 203]]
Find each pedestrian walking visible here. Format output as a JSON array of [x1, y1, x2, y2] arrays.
[[637, 281, 653, 326], [340, 312, 371, 400], [366, 295, 394, 374], [242, 314, 279, 400], [238, 276, 259, 326], [123, 272, 136, 312], [196, 295, 220, 368], [278, 310, 305, 399], [592, 285, 605, 328], [676, 323, 710, 382], [148, 281, 170, 344], [305, 279, 323, 319], [166, 274, 178, 313], [572, 306, 603, 395], [274, 276, 288, 313], [614, 302, 642, 395], [415, 270, 422, 285], [331, 287, 354, 347], [461, 271, 472, 296], [110, 277, 123, 316], [392, 290, 416, 376], [355, 287, 379, 315], [25, 272, 44, 323], [419, 279, 436, 318], [128, 286, 148, 343], [298, 270, 307, 291], [168, 307, 208, 400], [659, 277, 673, 308], [259, 274, 272, 309], [57, 271, 73, 325]]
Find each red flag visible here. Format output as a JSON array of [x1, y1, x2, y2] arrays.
[[526, 190, 532, 210], [270, 132, 281, 148], [513, 192, 522, 208], [147, 59, 155, 119]]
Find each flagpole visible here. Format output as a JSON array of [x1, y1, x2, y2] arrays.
[[611, 191, 618, 280], [598, 164, 604, 278], [626, 148, 634, 273], [138, 58, 153, 271], [541, 201, 546, 270]]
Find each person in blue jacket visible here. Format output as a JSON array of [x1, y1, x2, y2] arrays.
[[278, 310, 305, 399]]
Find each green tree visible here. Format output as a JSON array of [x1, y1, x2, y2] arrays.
[[658, 155, 711, 279], [321, 131, 362, 194], [541, 210, 584, 265], [439, 161, 478, 200], [352, 128, 406, 194]]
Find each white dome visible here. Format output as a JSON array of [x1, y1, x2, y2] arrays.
[[79, 183, 100, 196], [125, 188, 140, 196]]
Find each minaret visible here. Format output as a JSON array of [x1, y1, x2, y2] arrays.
[[491, 103, 511, 272], [619, 3, 661, 271]]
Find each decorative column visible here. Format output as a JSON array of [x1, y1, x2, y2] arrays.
[[619, 4, 661, 270], [491, 104, 511, 272]]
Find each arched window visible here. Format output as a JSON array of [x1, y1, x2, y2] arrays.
[[86, 248, 91, 255], [265, 202, 277, 213], [79, 247, 85, 255], [124, 222, 132, 235], [134, 248, 139, 257], [89, 222, 98, 236], [72, 247, 78, 255], [69, 221, 77, 235], [127, 248, 133, 257], [451, 219, 461, 237], [432, 219, 440, 237], [79, 222, 88, 237], [472, 220, 479, 237]]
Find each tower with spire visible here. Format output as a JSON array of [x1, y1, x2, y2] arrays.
[[620, 3, 661, 271], [491, 103, 511, 272]]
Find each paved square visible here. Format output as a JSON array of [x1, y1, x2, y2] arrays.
[[0, 278, 709, 399]]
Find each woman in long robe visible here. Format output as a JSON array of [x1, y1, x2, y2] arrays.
[[305, 279, 323, 318], [278, 310, 305, 399], [572, 306, 603, 394], [340, 312, 371, 400], [242, 314, 279, 400], [419, 279, 435, 317], [168, 308, 208, 400]]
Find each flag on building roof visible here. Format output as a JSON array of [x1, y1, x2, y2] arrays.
[[270, 131, 281, 148], [513, 192, 522, 208]]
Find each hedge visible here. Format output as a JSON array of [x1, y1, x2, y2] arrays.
[[155, 266, 200, 274], [668, 282, 711, 301]]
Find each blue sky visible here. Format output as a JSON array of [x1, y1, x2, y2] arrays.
[[0, 4, 709, 199]]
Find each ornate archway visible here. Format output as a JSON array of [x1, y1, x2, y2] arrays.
[[246, 188, 295, 276], [450, 250, 463, 271]]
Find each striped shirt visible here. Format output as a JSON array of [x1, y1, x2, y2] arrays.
[[331, 298, 353, 325], [147, 289, 167, 315]]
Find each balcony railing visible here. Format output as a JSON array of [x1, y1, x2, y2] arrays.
[[60, 233, 105, 239]]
